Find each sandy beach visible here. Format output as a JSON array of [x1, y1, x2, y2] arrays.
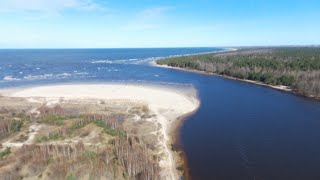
[[0, 84, 200, 180]]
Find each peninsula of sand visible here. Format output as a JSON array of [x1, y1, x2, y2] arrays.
[[0, 84, 199, 180]]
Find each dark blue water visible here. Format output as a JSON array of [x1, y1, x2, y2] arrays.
[[1, 48, 320, 180], [180, 76, 320, 180]]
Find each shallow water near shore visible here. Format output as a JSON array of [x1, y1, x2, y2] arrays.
[[1, 48, 320, 180]]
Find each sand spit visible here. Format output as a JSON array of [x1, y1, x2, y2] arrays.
[[1, 84, 200, 180]]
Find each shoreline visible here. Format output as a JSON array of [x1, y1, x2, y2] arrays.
[[148, 47, 237, 66], [154, 63, 320, 101], [0, 83, 200, 180], [169, 103, 201, 180]]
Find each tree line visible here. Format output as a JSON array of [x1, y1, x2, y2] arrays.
[[157, 47, 320, 98]]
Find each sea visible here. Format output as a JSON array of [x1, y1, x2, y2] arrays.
[[1, 48, 320, 180]]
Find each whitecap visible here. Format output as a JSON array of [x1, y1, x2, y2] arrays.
[[24, 74, 53, 80], [23, 73, 71, 80], [3, 76, 20, 81], [56, 73, 72, 79], [56, 73, 71, 78], [91, 60, 113, 64]]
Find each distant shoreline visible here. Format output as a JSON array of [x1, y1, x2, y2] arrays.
[[156, 62, 291, 89], [153, 49, 320, 102], [156, 63, 320, 101]]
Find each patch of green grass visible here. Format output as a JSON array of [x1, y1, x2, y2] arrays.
[[83, 150, 97, 159], [0, 147, 11, 160], [36, 132, 64, 142], [42, 115, 67, 126], [36, 136, 49, 142], [93, 120, 126, 137], [66, 174, 77, 180], [10, 120, 23, 132], [71, 119, 91, 130]]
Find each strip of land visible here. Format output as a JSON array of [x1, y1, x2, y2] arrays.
[[0, 84, 199, 180], [156, 47, 320, 100]]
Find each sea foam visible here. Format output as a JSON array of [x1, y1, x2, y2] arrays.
[[3, 76, 21, 81]]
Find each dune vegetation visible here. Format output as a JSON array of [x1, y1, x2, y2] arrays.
[[0, 99, 161, 180]]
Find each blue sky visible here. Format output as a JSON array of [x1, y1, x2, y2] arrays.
[[0, 0, 319, 48]]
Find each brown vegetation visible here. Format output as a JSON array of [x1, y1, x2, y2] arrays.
[[0, 102, 162, 180]]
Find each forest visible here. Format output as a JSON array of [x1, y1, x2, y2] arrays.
[[157, 47, 320, 98], [0, 102, 161, 180]]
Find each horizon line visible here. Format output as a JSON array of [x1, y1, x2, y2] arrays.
[[0, 45, 319, 50]]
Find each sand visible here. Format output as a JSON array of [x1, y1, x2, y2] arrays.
[[1, 84, 200, 180]]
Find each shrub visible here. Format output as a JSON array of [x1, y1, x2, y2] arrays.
[[0, 147, 11, 160], [10, 120, 22, 132]]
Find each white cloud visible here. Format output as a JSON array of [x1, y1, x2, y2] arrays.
[[0, 0, 103, 14], [124, 6, 173, 31]]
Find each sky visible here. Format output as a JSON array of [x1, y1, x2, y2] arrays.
[[0, 0, 319, 48]]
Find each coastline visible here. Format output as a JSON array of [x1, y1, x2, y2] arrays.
[[0, 83, 200, 180], [154, 62, 320, 101], [148, 48, 237, 66], [168, 103, 201, 180]]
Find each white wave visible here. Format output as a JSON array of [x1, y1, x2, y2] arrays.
[[24, 74, 53, 80], [133, 57, 162, 64], [91, 58, 141, 65], [56, 73, 71, 78], [91, 60, 113, 64], [3, 76, 21, 81], [129, 58, 138, 61], [23, 73, 71, 80], [89, 49, 228, 66]]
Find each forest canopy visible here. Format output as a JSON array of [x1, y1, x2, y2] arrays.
[[157, 47, 320, 98]]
